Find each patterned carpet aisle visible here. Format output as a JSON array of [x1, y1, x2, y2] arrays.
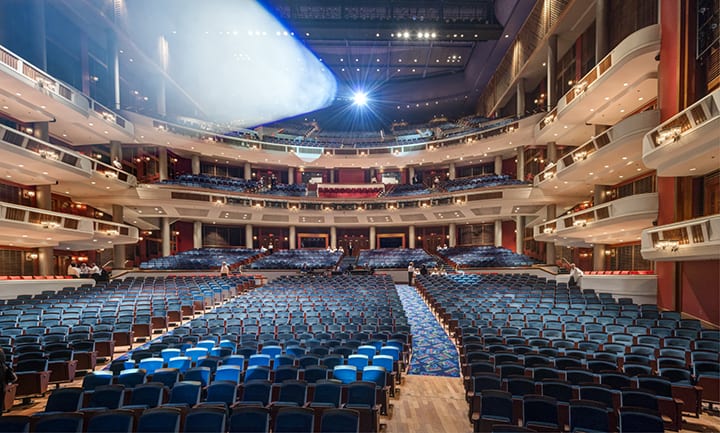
[[396, 284, 460, 377]]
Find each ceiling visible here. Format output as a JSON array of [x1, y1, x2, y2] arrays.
[[115, 0, 536, 131]]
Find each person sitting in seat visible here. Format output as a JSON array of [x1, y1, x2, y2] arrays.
[[568, 263, 584, 288]]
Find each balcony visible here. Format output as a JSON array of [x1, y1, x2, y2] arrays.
[[0, 201, 139, 250], [535, 24, 660, 143], [0, 123, 137, 193], [535, 110, 658, 196], [642, 88, 720, 176], [534, 193, 658, 247], [641, 214, 720, 261], [0, 44, 134, 144]]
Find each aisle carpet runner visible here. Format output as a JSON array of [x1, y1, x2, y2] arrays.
[[396, 285, 460, 377]]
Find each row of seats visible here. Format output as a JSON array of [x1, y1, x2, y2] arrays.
[[356, 248, 437, 269], [139, 248, 262, 270], [442, 174, 527, 192], [436, 246, 537, 267], [249, 250, 342, 270]]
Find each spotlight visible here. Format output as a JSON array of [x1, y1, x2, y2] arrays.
[[352, 91, 368, 107]]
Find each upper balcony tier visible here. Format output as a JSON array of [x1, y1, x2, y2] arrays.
[[0, 201, 139, 250], [535, 25, 661, 144], [642, 88, 720, 177], [127, 111, 543, 168], [0, 123, 137, 196], [641, 214, 720, 262], [534, 110, 658, 196], [533, 193, 658, 247], [0, 45, 134, 144]]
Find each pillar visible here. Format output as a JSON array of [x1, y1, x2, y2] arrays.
[[36, 183, 53, 276], [161, 217, 171, 257], [547, 142, 557, 164], [193, 221, 202, 249], [112, 204, 127, 269], [547, 34, 558, 111], [516, 216, 525, 254], [408, 226, 416, 249], [32, 122, 49, 142], [546, 204, 557, 265], [329, 170, 335, 183], [110, 141, 122, 165], [408, 167, 415, 183], [288, 167, 294, 185], [593, 244, 605, 271], [107, 30, 120, 110], [330, 226, 337, 249], [516, 146, 525, 181], [289, 226, 296, 249], [494, 155, 503, 176], [191, 155, 200, 175], [595, 0, 609, 62], [158, 147, 168, 181], [516, 77, 526, 117], [370, 226, 376, 249], [494, 220, 502, 247], [245, 224, 253, 249], [244, 163, 252, 180], [448, 223, 457, 247], [594, 185, 604, 206], [448, 163, 456, 180]]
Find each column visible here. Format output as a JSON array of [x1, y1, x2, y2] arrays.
[[193, 221, 202, 249], [161, 217, 171, 257], [546, 204, 556, 265], [408, 167, 415, 183], [515, 216, 525, 254], [547, 34, 558, 111], [32, 122, 49, 141], [516, 77, 526, 117], [112, 204, 127, 269], [329, 170, 335, 183], [245, 225, 254, 249], [289, 226, 296, 249], [36, 184, 53, 276], [595, 0, 609, 61], [244, 162, 252, 180], [107, 30, 121, 110], [369, 226, 376, 249], [191, 155, 200, 175], [494, 155, 503, 176], [594, 185, 604, 207], [494, 220, 502, 247], [158, 147, 168, 181], [516, 146, 525, 181], [448, 223, 457, 247], [448, 163, 456, 180], [288, 167, 294, 185], [593, 244, 605, 271], [408, 226, 416, 249], [330, 226, 337, 249], [547, 141, 557, 164], [156, 36, 168, 117], [110, 141, 122, 165]]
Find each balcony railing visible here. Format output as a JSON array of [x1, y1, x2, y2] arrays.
[[641, 214, 720, 261]]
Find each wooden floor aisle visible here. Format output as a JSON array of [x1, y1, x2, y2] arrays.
[[385, 374, 472, 433]]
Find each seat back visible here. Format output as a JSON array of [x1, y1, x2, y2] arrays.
[[184, 407, 227, 433], [320, 408, 360, 433], [45, 387, 83, 412], [137, 407, 182, 433], [229, 406, 270, 433]]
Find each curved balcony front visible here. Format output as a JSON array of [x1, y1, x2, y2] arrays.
[[641, 214, 720, 262], [535, 24, 660, 143], [533, 193, 658, 247], [0, 45, 134, 144], [642, 88, 720, 177], [535, 110, 658, 196], [0, 201, 139, 250]]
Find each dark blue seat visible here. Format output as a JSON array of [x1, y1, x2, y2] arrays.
[[137, 407, 182, 433], [274, 407, 314, 433], [44, 387, 84, 413], [183, 406, 227, 433], [86, 409, 135, 433], [229, 406, 270, 433], [320, 408, 360, 433]]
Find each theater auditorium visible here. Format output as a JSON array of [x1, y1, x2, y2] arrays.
[[0, 0, 717, 432]]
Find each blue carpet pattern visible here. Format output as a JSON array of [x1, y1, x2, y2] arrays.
[[396, 284, 460, 377]]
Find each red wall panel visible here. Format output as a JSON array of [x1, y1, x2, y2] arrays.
[[681, 260, 720, 326], [502, 221, 516, 252]]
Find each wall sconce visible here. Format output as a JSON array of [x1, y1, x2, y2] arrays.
[[543, 227, 554, 234], [104, 170, 118, 179], [604, 249, 616, 257], [23, 190, 36, 198], [41, 221, 60, 229], [25, 252, 38, 261], [105, 229, 119, 236], [573, 81, 588, 96], [655, 127, 682, 146], [655, 240, 679, 252], [543, 171, 554, 181], [573, 219, 587, 228], [542, 113, 556, 126], [573, 150, 588, 161]]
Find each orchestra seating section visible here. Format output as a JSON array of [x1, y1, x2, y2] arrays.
[[437, 246, 538, 268], [416, 273, 719, 431], [3, 275, 410, 433], [383, 183, 432, 197], [139, 248, 262, 270], [357, 248, 437, 269], [160, 174, 259, 192], [249, 250, 342, 270], [442, 174, 527, 192]]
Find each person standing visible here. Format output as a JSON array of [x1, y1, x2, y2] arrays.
[[407, 262, 415, 286], [0, 347, 16, 412], [67, 262, 80, 278], [568, 263, 584, 288], [220, 262, 230, 277]]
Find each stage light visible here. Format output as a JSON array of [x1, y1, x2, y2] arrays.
[[352, 91, 368, 107]]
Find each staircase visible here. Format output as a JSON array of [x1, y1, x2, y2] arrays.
[[339, 255, 357, 271]]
